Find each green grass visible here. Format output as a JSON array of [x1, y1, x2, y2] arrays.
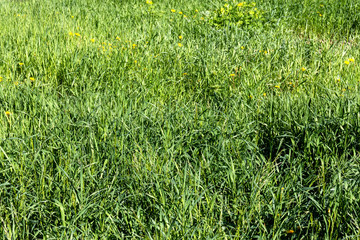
[[1, 0, 360, 239]]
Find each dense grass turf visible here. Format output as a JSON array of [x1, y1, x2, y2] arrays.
[[1, 0, 360, 239]]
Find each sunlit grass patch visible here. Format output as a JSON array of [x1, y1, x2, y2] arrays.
[[0, 0, 359, 239]]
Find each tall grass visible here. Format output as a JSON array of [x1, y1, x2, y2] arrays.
[[0, 0, 360, 239]]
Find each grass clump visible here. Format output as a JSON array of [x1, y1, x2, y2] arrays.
[[209, 1, 268, 29], [0, 0, 360, 239]]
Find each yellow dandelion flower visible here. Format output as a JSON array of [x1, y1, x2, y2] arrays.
[[319, 14, 322, 17], [349, 58, 355, 62], [146, 0, 153, 4], [183, 73, 188, 75], [69, 32, 74, 36], [286, 230, 294, 234], [90, 38, 95, 43], [179, 35, 183, 40], [30, 77, 35, 82], [264, 50, 268, 54], [263, 93, 266, 97], [237, 2, 244, 7], [301, 67, 306, 71], [75, 33, 81, 37], [345, 60, 350, 65], [19, 63, 24, 66], [230, 73, 235, 77], [200, 17, 205, 20], [5, 111, 11, 116], [179, 11, 183, 15], [178, 43, 183, 47], [134, 60, 137, 64], [249, 95, 253, 99], [275, 85, 280, 88], [171, 9, 176, 13], [116, 36, 121, 40], [0, 76, 3, 82], [14, 81, 19, 86], [195, 9, 198, 13], [241, 46, 245, 50], [71, 15, 74, 18], [132, 44, 136, 48]]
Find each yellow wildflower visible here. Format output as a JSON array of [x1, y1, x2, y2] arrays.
[[171, 9, 176, 13], [286, 230, 294, 234], [301, 67, 306, 71], [195, 9, 198, 13], [241, 46, 245, 50], [30, 77, 35, 82], [275, 85, 280, 88], [75, 33, 80, 37], [90, 38, 95, 43], [69, 32, 74, 36], [249, 95, 253, 99], [349, 58, 355, 62], [230, 74, 235, 77], [116, 36, 121, 40], [179, 35, 183, 40], [263, 93, 266, 97], [71, 15, 74, 18], [178, 43, 183, 47], [345, 60, 350, 65], [200, 17, 205, 20], [132, 44, 137, 49], [5, 111, 11, 116], [14, 81, 19, 86], [0, 76, 3, 82], [237, 2, 244, 7], [19, 63, 24, 66], [179, 11, 183, 14], [183, 73, 188, 75], [146, 0, 153, 4]]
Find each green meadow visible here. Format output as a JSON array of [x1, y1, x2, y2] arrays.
[[1, 0, 360, 238]]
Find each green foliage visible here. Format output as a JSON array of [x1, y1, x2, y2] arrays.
[[0, 0, 360, 239], [209, 1, 267, 29], [260, 0, 360, 38]]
